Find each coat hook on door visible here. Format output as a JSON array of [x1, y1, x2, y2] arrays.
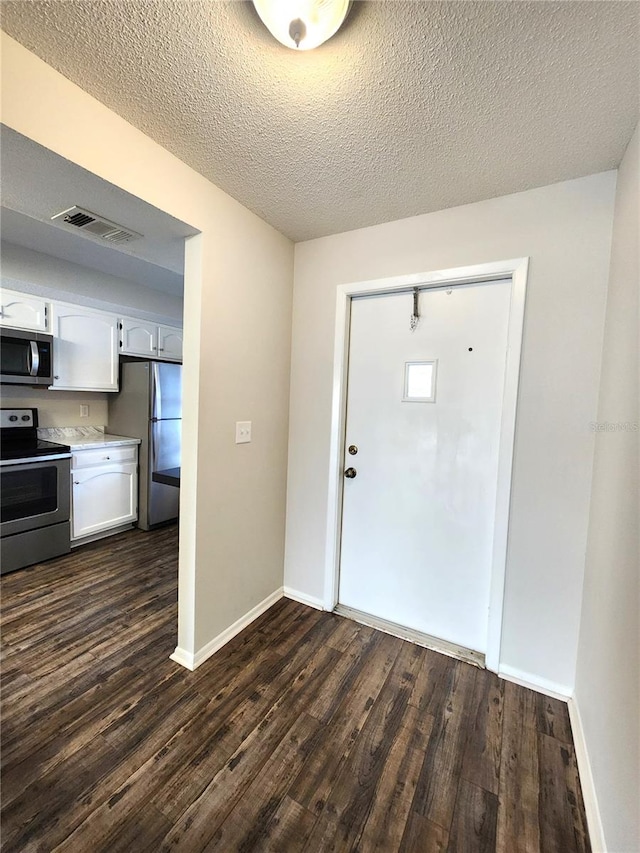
[[410, 287, 420, 332]]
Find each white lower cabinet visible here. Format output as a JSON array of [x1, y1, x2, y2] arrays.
[[71, 446, 138, 542]]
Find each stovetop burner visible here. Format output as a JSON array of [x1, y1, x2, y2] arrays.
[[0, 437, 72, 462], [0, 408, 71, 463]]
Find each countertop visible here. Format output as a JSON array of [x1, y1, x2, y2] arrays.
[[152, 467, 180, 487], [38, 426, 141, 451]]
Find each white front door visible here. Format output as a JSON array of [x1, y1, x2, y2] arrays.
[[338, 280, 512, 655]]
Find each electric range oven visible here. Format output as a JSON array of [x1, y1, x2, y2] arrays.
[[0, 408, 72, 574]]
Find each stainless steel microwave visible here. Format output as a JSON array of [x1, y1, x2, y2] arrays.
[[0, 328, 54, 386]]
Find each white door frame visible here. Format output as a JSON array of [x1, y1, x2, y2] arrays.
[[323, 257, 529, 673]]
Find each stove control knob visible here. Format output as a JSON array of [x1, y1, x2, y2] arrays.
[[9, 415, 18, 422], [21, 415, 31, 421]]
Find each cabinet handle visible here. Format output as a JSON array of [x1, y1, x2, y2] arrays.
[[54, 375, 60, 380], [158, 347, 164, 352], [74, 481, 79, 485], [104, 456, 110, 460]]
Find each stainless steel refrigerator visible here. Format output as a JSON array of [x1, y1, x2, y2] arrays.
[[108, 361, 181, 530]]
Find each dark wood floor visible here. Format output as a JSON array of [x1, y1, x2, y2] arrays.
[[1, 527, 591, 852]]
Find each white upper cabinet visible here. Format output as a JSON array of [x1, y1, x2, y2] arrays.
[[120, 318, 158, 357], [0, 288, 49, 332], [1, 288, 183, 388], [50, 303, 119, 391], [119, 317, 182, 362], [158, 325, 183, 361]]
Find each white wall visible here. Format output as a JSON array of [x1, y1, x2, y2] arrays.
[[1, 241, 183, 324], [574, 125, 639, 852], [0, 386, 109, 428], [1, 34, 295, 664], [285, 172, 617, 694]]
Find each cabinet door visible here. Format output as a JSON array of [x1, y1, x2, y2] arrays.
[[0, 289, 49, 332], [72, 462, 138, 540], [158, 325, 183, 362], [51, 304, 118, 391], [120, 317, 158, 357]]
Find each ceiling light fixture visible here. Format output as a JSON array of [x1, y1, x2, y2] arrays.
[[252, 0, 350, 51]]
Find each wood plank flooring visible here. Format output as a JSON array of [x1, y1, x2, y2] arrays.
[[1, 527, 591, 852]]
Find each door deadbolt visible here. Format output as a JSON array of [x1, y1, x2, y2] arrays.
[[348, 445, 358, 455], [344, 467, 357, 479]]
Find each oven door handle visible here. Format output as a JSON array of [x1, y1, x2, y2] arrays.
[[28, 341, 40, 377]]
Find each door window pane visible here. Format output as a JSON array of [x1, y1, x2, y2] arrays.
[[403, 361, 437, 402]]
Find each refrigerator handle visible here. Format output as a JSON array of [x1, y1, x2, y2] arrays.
[[151, 361, 161, 420], [150, 424, 158, 473]]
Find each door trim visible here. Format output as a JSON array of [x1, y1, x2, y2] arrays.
[[324, 258, 529, 673]]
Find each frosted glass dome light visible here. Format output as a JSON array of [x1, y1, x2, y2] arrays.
[[252, 0, 351, 50]]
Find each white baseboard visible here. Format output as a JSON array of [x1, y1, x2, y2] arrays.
[[498, 664, 572, 700], [283, 586, 324, 611], [170, 587, 284, 672], [568, 697, 606, 853], [169, 646, 195, 670]]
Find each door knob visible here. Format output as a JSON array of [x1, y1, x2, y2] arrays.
[[344, 467, 357, 479]]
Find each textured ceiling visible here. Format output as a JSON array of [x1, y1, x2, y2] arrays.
[[1, 1, 639, 242], [1, 126, 196, 294]]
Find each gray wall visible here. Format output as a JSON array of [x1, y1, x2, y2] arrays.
[[574, 124, 639, 852], [1, 241, 183, 324], [285, 171, 616, 695]]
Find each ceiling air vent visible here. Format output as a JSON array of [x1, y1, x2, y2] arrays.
[[51, 206, 142, 244]]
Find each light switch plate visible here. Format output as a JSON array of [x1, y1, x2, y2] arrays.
[[80, 404, 90, 418], [235, 421, 252, 444]]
